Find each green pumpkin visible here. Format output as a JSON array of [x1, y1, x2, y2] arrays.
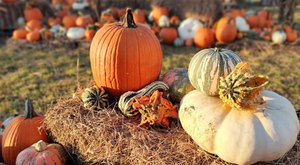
[[188, 48, 242, 96], [161, 68, 194, 103], [81, 86, 109, 110]]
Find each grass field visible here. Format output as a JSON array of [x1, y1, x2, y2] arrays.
[[0, 3, 300, 120]]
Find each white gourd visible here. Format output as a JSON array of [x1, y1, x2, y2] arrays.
[[272, 31, 286, 44], [173, 38, 184, 47], [235, 16, 250, 32], [179, 90, 300, 165], [67, 27, 85, 40], [158, 15, 170, 27], [72, 1, 89, 10], [178, 18, 203, 40]]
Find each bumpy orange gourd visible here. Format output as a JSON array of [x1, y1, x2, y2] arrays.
[[24, 3, 43, 22], [76, 16, 94, 28], [151, 5, 169, 22], [26, 20, 42, 31], [159, 27, 178, 45], [26, 31, 40, 42], [90, 9, 163, 98], [62, 15, 77, 28], [13, 29, 28, 39], [216, 19, 237, 43], [194, 27, 215, 48], [2, 100, 49, 165]]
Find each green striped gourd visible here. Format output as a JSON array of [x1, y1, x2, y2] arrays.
[[188, 48, 242, 96], [118, 81, 169, 117]]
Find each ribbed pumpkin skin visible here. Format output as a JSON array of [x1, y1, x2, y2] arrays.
[[16, 142, 66, 165], [188, 48, 242, 96], [2, 116, 49, 165], [90, 23, 162, 98]]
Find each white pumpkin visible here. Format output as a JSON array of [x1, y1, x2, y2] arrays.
[[178, 18, 203, 40], [67, 27, 85, 40], [173, 38, 184, 47], [235, 16, 250, 32], [188, 48, 242, 96], [72, 0, 89, 10], [148, 12, 154, 22], [179, 90, 300, 165], [158, 15, 170, 27], [272, 30, 286, 44], [17, 17, 25, 27]]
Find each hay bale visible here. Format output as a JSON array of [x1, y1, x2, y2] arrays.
[[44, 89, 300, 164]]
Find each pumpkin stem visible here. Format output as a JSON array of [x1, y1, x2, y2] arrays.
[[121, 8, 137, 28], [34, 140, 47, 152], [24, 99, 38, 119], [214, 47, 220, 52]]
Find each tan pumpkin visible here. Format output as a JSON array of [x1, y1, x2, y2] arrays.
[[62, 15, 77, 29], [151, 5, 169, 22], [24, 3, 43, 22], [13, 29, 28, 39], [26, 31, 41, 42], [90, 8, 162, 98], [26, 20, 42, 31], [2, 100, 49, 165], [16, 140, 67, 165], [194, 27, 215, 48], [159, 27, 178, 45]]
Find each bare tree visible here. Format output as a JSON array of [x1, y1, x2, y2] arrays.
[[278, 0, 297, 25]]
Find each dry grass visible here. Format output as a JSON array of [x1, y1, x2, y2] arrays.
[[44, 94, 300, 165]]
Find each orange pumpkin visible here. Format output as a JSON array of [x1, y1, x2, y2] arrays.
[[286, 30, 298, 42], [90, 8, 163, 98], [257, 9, 268, 19], [101, 10, 115, 23], [247, 15, 259, 28], [76, 16, 94, 28], [216, 19, 237, 43], [118, 8, 127, 19], [151, 24, 161, 35], [16, 140, 67, 165], [56, 10, 69, 19], [151, 5, 169, 22], [2, 100, 49, 165], [284, 25, 293, 33], [85, 29, 96, 41], [159, 27, 178, 45], [26, 31, 41, 42], [133, 9, 146, 24], [109, 7, 120, 19], [215, 16, 235, 30], [48, 17, 61, 26], [62, 15, 77, 28], [13, 29, 28, 39], [26, 20, 42, 31], [24, 3, 43, 22], [170, 15, 180, 26], [266, 11, 274, 27], [194, 27, 215, 48], [185, 39, 194, 47]]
